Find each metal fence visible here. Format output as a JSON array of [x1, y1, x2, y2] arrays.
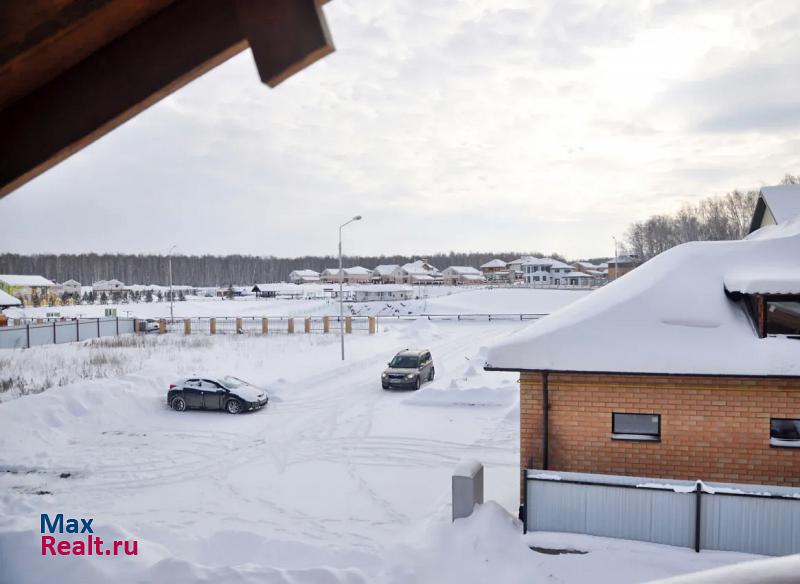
[[0, 317, 135, 349], [525, 470, 800, 556]]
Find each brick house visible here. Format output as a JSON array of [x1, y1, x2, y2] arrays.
[[485, 213, 800, 493]]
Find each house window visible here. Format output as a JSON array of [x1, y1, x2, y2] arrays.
[[770, 418, 800, 448], [612, 413, 660, 441], [766, 300, 800, 336]]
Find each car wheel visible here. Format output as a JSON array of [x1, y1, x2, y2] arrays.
[[415, 377, 421, 390], [170, 397, 187, 412], [429, 368, 435, 381], [225, 399, 242, 414]]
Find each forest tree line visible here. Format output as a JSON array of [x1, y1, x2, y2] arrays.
[[624, 174, 798, 261]]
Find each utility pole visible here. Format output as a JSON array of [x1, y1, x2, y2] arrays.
[[612, 236, 618, 281], [168, 245, 176, 324], [338, 215, 362, 360]]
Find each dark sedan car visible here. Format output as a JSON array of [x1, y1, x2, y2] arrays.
[[168, 375, 268, 414]]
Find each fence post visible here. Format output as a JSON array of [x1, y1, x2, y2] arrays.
[[116, 317, 119, 335], [323, 316, 330, 333], [159, 319, 166, 334], [96, 318, 100, 337], [262, 318, 268, 334], [235, 317, 243, 333], [304, 317, 311, 334], [184, 319, 191, 335], [694, 481, 702, 553], [287, 318, 294, 334], [53, 321, 57, 343], [345, 317, 352, 334], [26, 324, 30, 348], [368, 316, 376, 334], [210, 318, 216, 334], [76, 319, 80, 341]]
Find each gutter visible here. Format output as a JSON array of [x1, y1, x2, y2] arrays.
[[483, 365, 800, 380]]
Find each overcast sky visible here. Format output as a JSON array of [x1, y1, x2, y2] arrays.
[[2, 0, 800, 260]]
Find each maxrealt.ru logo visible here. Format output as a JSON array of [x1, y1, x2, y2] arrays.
[[40, 514, 138, 556]]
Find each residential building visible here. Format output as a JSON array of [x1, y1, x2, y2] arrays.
[[480, 259, 514, 283], [606, 255, 639, 281], [288, 269, 320, 284], [392, 260, 443, 285], [442, 266, 486, 285], [485, 203, 800, 494], [56, 279, 82, 296], [92, 279, 131, 299], [320, 267, 372, 284], [252, 283, 305, 299], [749, 184, 800, 234], [0, 274, 56, 303], [372, 265, 400, 284], [349, 285, 414, 302], [513, 257, 574, 285]]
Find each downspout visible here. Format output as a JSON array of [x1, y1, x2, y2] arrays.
[[542, 370, 549, 470]]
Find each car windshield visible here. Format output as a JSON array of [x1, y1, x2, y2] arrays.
[[219, 376, 246, 389], [390, 355, 419, 368]]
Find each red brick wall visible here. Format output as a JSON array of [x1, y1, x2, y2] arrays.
[[520, 372, 800, 488]]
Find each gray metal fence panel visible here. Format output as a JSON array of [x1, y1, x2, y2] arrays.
[[0, 318, 135, 349], [0, 327, 27, 349], [28, 324, 54, 347], [55, 321, 79, 344], [98, 319, 117, 336], [526, 470, 800, 556]]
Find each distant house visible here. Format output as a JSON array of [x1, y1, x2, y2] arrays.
[[56, 279, 82, 296], [349, 285, 413, 302], [92, 279, 130, 299], [442, 266, 486, 285], [0, 274, 56, 303], [748, 184, 800, 233], [320, 267, 372, 284], [288, 269, 320, 284], [480, 259, 513, 283], [606, 255, 639, 281], [511, 257, 574, 285], [485, 197, 800, 498], [392, 260, 443, 285], [372, 265, 400, 284]]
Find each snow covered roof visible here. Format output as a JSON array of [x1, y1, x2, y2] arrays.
[[60, 279, 81, 286], [461, 274, 486, 281], [511, 256, 573, 270], [575, 261, 599, 269], [289, 269, 319, 277], [481, 259, 507, 269], [750, 185, 800, 233], [445, 266, 482, 275], [486, 217, 800, 376], [399, 260, 441, 275], [351, 284, 413, 293], [0, 288, 21, 306], [0, 274, 55, 287], [561, 270, 594, 279], [373, 264, 399, 275], [252, 283, 303, 292]]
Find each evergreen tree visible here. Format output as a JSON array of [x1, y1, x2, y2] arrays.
[[145, 289, 154, 303], [178, 290, 186, 302], [156, 290, 163, 302], [100, 292, 108, 305]]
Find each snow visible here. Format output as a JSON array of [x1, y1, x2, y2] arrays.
[[0, 314, 769, 583], [0, 274, 56, 287], [649, 553, 800, 583], [0, 288, 21, 306], [724, 271, 800, 294], [486, 223, 800, 376], [452, 459, 483, 478], [480, 259, 507, 269], [759, 185, 800, 225]]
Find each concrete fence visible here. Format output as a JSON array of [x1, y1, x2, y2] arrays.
[[154, 316, 378, 336], [0, 317, 135, 349], [525, 470, 800, 557]]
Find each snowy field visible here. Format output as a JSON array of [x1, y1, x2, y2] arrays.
[[3, 287, 592, 320], [0, 289, 764, 583]]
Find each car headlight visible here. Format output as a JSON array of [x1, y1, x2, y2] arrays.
[[406, 373, 415, 379], [381, 373, 387, 378]]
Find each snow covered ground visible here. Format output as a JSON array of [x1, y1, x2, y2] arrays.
[[0, 289, 765, 583], [3, 286, 591, 320]]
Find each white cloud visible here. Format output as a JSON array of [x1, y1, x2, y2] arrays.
[[1, 0, 799, 259]]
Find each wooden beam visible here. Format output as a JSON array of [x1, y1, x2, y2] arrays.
[[234, 0, 334, 87], [0, 0, 249, 199]]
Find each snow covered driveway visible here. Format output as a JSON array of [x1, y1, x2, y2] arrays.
[[0, 320, 524, 580]]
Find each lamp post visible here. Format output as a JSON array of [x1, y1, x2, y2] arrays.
[[339, 215, 362, 360], [612, 236, 618, 281], [168, 245, 177, 324]]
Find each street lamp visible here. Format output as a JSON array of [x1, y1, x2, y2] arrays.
[[168, 245, 177, 324], [339, 215, 362, 360], [612, 236, 618, 281]]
